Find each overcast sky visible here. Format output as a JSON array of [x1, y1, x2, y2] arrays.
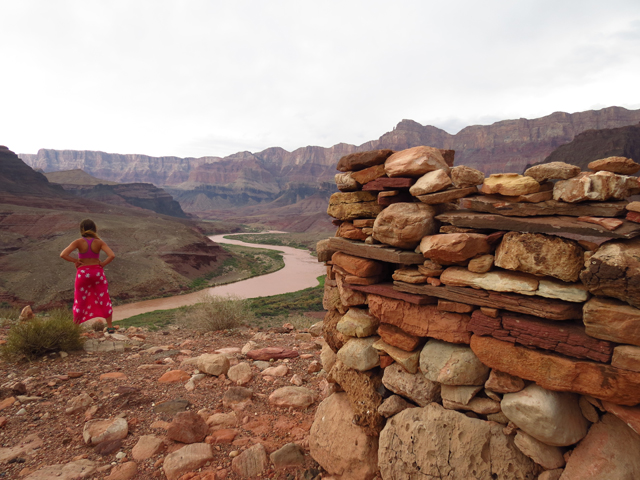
[[2, 0, 640, 158]]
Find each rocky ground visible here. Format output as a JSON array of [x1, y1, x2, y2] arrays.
[[0, 320, 338, 480]]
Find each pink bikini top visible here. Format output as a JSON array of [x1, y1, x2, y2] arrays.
[[78, 238, 100, 259]]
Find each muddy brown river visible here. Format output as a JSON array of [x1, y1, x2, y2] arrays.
[[112, 233, 326, 321]]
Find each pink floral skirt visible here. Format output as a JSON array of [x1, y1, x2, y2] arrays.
[[73, 265, 113, 324]]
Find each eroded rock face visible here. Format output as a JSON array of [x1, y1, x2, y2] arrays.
[[524, 162, 581, 182], [495, 232, 584, 283], [553, 171, 640, 203], [327, 191, 382, 221], [384, 146, 450, 178], [372, 202, 439, 249], [561, 413, 640, 479], [580, 238, 640, 309], [309, 393, 379, 480], [378, 403, 541, 479]]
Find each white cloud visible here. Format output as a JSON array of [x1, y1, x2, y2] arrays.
[[1, 0, 639, 157]]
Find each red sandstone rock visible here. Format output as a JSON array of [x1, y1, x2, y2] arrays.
[[331, 251, 385, 278], [470, 335, 640, 406], [384, 146, 449, 178], [420, 233, 491, 264], [468, 310, 614, 362], [588, 156, 640, 174], [377, 323, 424, 352], [436, 299, 474, 313], [351, 164, 387, 184], [362, 177, 415, 191], [167, 411, 209, 444], [336, 222, 368, 241], [577, 216, 624, 231], [337, 149, 394, 172], [627, 210, 640, 224], [245, 348, 299, 361], [368, 294, 471, 344]]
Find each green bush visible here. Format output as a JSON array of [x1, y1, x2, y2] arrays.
[[181, 294, 254, 332], [1, 309, 85, 361]]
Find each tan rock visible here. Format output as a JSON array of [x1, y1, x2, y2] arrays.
[[196, 354, 230, 376], [554, 171, 640, 203], [372, 339, 420, 374], [384, 146, 449, 178], [583, 297, 640, 346], [471, 335, 640, 406], [323, 309, 347, 353], [580, 238, 640, 309], [327, 191, 382, 221], [536, 278, 589, 303], [323, 284, 346, 313], [588, 156, 640, 174], [378, 403, 541, 479], [513, 431, 565, 470], [501, 384, 588, 447], [227, 362, 253, 385], [442, 396, 501, 415], [409, 169, 452, 196], [451, 165, 484, 188], [351, 164, 387, 184], [0, 434, 43, 464], [485, 370, 525, 394], [23, 459, 97, 480], [392, 266, 428, 284], [378, 395, 414, 418], [337, 149, 394, 172], [627, 200, 640, 213], [377, 323, 423, 351], [335, 172, 359, 192], [336, 308, 379, 338], [420, 339, 490, 386], [368, 294, 471, 344], [612, 345, 640, 372], [132, 435, 164, 461], [561, 413, 640, 479], [418, 260, 444, 276], [468, 254, 494, 273], [494, 232, 584, 283], [83, 418, 128, 445], [163, 443, 214, 480], [337, 336, 380, 371], [309, 393, 379, 479], [269, 387, 315, 409], [382, 363, 441, 406], [332, 251, 385, 278], [105, 461, 137, 480], [579, 395, 600, 423], [206, 412, 237, 430], [440, 385, 482, 405], [524, 161, 581, 182], [420, 233, 491, 264], [231, 443, 268, 478], [482, 173, 540, 196], [336, 274, 368, 307], [19, 305, 34, 322], [440, 266, 539, 295], [372, 202, 439, 249], [316, 238, 336, 262]]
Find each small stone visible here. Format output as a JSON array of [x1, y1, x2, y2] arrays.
[[440, 385, 483, 405], [290, 374, 304, 386], [451, 165, 484, 188], [153, 399, 190, 414], [420, 339, 490, 386], [104, 461, 137, 480], [83, 418, 128, 445], [222, 387, 253, 410], [196, 354, 230, 376], [514, 431, 565, 469], [261, 365, 289, 377], [612, 345, 640, 372], [336, 308, 379, 338], [409, 169, 452, 196], [163, 443, 214, 480], [377, 395, 414, 418], [467, 254, 494, 273], [246, 347, 300, 361], [158, 370, 190, 383], [382, 363, 441, 407], [231, 443, 269, 477], [485, 370, 525, 394], [269, 387, 315, 409], [337, 336, 381, 371], [227, 363, 253, 385], [132, 435, 164, 461], [167, 411, 208, 444], [270, 442, 305, 469], [335, 172, 360, 191], [66, 393, 93, 415]]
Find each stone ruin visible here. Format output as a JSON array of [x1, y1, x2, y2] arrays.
[[309, 146, 640, 479]]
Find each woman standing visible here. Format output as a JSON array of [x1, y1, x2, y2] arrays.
[[60, 219, 116, 332]]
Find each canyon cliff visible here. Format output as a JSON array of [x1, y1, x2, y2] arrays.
[[19, 106, 640, 231]]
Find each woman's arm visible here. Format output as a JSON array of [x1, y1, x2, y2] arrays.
[[60, 240, 82, 268], [99, 241, 116, 268]]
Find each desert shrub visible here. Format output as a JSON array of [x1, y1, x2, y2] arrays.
[[0, 305, 20, 325], [1, 308, 85, 361], [91, 320, 106, 332], [181, 294, 254, 332]]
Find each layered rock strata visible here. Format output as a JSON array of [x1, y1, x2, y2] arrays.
[[310, 146, 640, 479]]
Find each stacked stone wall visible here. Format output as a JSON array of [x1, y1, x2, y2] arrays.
[[309, 147, 640, 479]]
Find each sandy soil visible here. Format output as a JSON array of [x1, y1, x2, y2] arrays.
[[0, 321, 331, 479]]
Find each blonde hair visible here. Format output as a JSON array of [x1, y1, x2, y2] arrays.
[[80, 219, 100, 239]]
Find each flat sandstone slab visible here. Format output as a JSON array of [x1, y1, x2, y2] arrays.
[[394, 282, 583, 320], [328, 237, 424, 264], [470, 335, 640, 406], [460, 196, 627, 217], [436, 211, 640, 239]]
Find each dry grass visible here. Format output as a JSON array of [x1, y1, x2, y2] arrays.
[[180, 294, 254, 332], [1, 308, 85, 361]]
